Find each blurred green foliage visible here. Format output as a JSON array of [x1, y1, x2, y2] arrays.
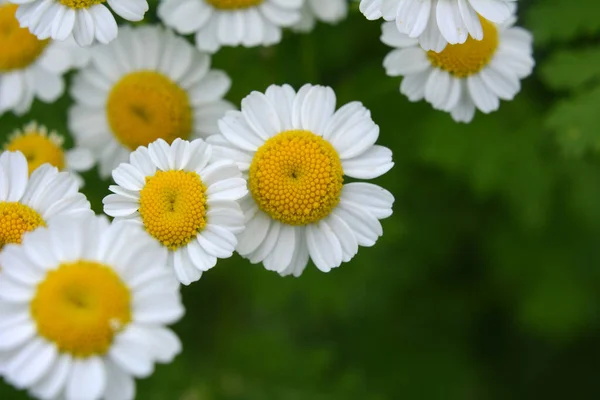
[[2, 1, 600, 399]]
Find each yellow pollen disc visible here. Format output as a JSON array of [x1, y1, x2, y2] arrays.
[[139, 170, 208, 250], [206, 0, 263, 10], [0, 202, 45, 249], [5, 132, 65, 175], [107, 71, 193, 151], [31, 261, 131, 357], [248, 130, 344, 226], [427, 17, 499, 78], [58, 0, 104, 9], [0, 4, 49, 72]]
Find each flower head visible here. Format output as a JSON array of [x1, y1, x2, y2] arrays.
[[0, 150, 91, 249], [9, 0, 149, 46], [0, 214, 184, 400], [0, 1, 89, 115], [381, 12, 534, 122], [69, 25, 234, 178], [4, 122, 94, 186], [208, 84, 395, 276], [103, 138, 247, 285], [360, 0, 517, 51]]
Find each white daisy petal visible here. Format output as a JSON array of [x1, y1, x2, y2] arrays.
[[66, 357, 106, 400]]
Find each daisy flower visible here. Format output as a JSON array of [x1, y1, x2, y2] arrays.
[[293, 0, 348, 32], [208, 84, 395, 276], [0, 214, 184, 400], [157, 0, 303, 53], [103, 138, 247, 285], [10, 0, 148, 46], [0, 1, 89, 116], [69, 25, 234, 179], [360, 0, 516, 51], [381, 13, 533, 123], [4, 122, 94, 187], [0, 150, 91, 249]]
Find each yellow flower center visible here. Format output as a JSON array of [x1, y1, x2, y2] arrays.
[[206, 0, 263, 10], [139, 170, 208, 250], [5, 132, 65, 175], [248, 130, 344, 226], [58, 0, 105, 9], [0, 4, 50, 72], [31, 260, 131, 357], [106, 71, 193, 151], [427, 17, 499, 78], [0, 202, 45, 249]]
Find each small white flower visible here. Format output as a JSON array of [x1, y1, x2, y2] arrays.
[[293, 0, 348, 32], [3, 122, 94, 187], [103, 138, 247, 286], [381, 12, 534, 123], [208, 84, 395, 276], [0, 1, 89, 116], [158, 0, 303, 53], [10, 0, 149, 46], [0, 214, 184, 400], [360, 0, 517, 51], [0, 150, 91, 248], [69, 25, 235, 179]]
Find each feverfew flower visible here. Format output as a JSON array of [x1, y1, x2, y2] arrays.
[[0, 1, 89, 115], [360, 0, 517, 51], [209, 84, 395, 276], [4, 122, 94, 186], [0, 214, 184, 400], [0, 150, 91, 249], [69, 25, 234, 178], [10, 0, 149, 46], [103, 138, 247, 285], [381, 13, 534, 122]]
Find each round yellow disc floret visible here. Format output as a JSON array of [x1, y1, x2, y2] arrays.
[[5, 129, 65, 175], [249, 130, 344, 226], [107, 71, 193, 151], [58, 0, 105, 9], [0, 4, 49, 72], [206, 0, 263, 9], [31, 260, 131, 357], [427, 16, 499, 78], [139, 170, 208, 250], [0, 202, 46, 249]]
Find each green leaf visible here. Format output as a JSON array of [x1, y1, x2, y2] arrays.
[[547, 83, 600, 156], [525, 0, 600, 45], [541, 46, 600, 91]]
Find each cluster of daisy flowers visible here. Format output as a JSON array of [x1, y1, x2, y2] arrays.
[[0, 0, 536, 398]]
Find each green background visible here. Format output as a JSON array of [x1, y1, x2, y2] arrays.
[[3, 0, 600, 398]]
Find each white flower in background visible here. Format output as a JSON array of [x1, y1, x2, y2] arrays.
[[9, 0, 149, 46], [208, 84, 395, 277], [0, 214, 184, 400], [158, 0, 303, 53], [3, 122, 94, 187], [360, 0, 517, 51], [0, 1, 89, 116], [103, 138, 247, 286], [69, 25, 234, 179], [293, 0, 348, 32], [381, 12, 534, 123], [0, 150, 91, 249]]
